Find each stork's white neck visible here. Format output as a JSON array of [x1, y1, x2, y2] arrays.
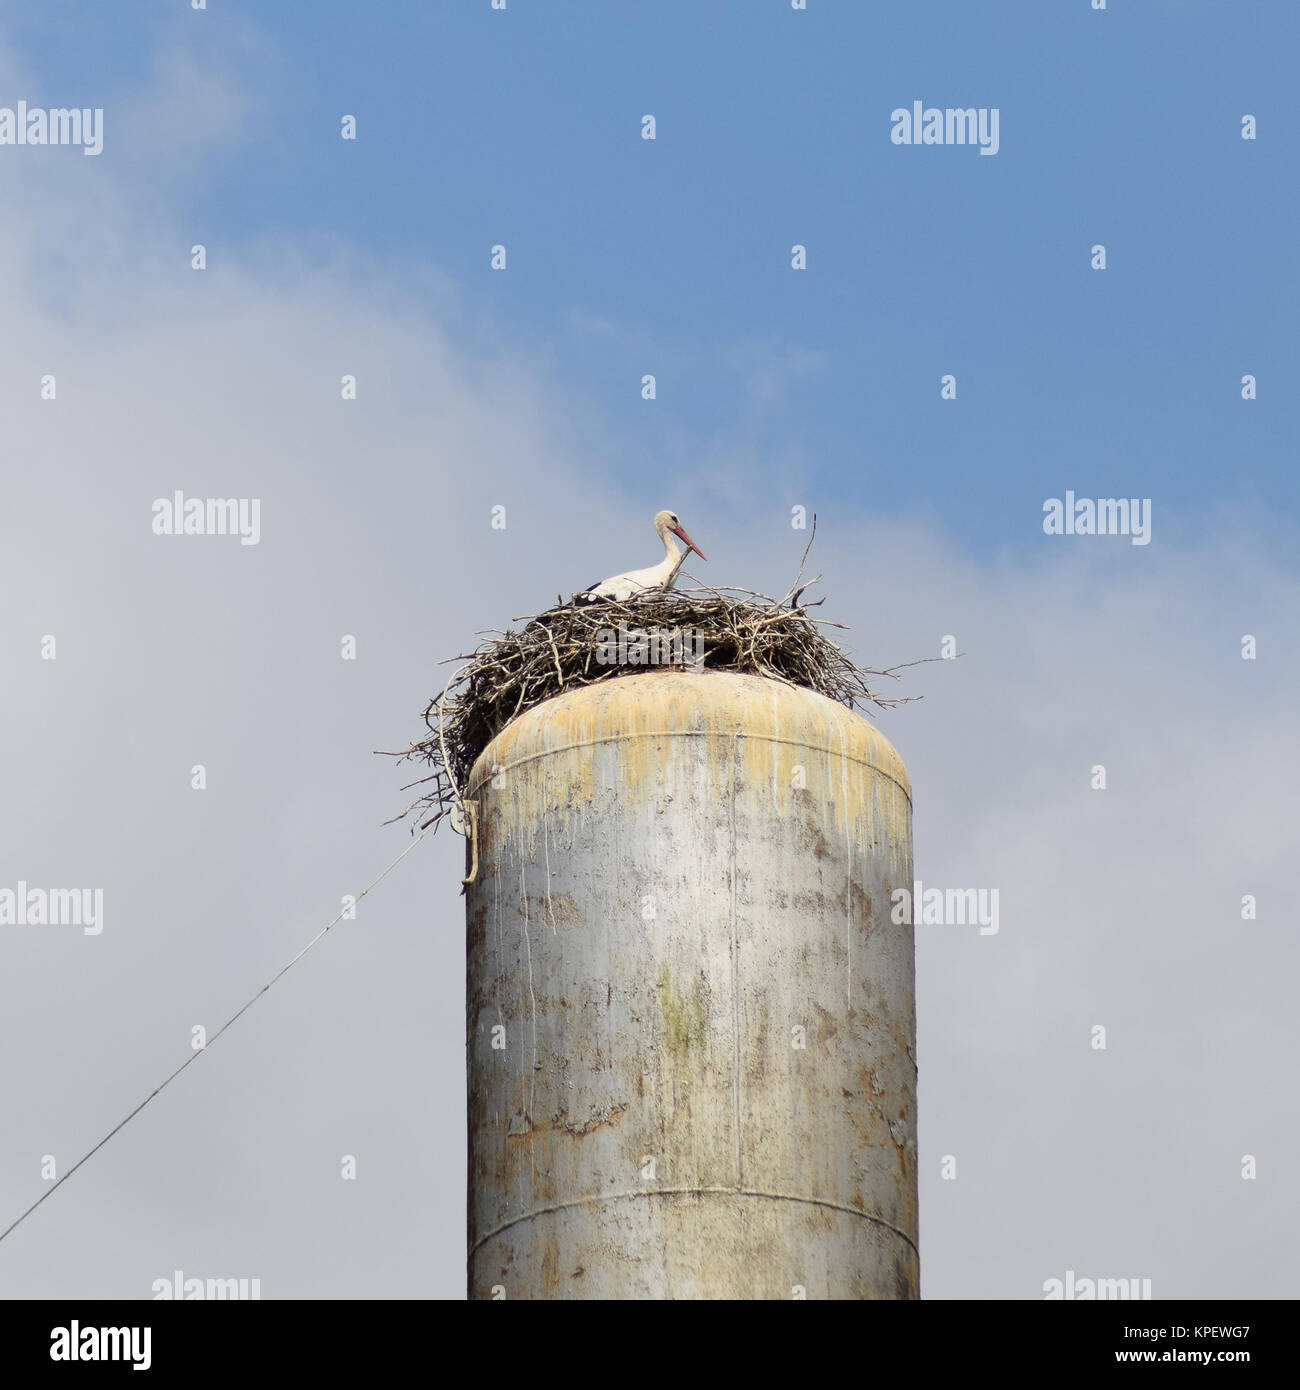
[[651, 523, 687, 591], [658, 522, 682, 564]]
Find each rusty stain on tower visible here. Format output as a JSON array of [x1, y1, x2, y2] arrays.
[[465, 668, 917, 1299]]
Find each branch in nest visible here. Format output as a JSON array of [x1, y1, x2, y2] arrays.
[[379, 523, 934, 832]]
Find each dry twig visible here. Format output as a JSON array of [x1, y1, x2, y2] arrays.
[[378, 538, 930, 833], [372, 567, 923, 828]]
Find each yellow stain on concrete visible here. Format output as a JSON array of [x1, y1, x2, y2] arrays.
[[468, 670, 910, 854]]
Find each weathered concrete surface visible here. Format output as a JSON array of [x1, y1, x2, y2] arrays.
[[465, 670, 917, 1299]]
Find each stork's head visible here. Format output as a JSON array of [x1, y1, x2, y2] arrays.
[[654, 509, 707, 561]]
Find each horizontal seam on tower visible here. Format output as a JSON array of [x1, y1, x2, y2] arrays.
[[468, 732, 912, 805], [469, 1188, 919, 1261]]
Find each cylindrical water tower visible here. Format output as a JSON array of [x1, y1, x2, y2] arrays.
[[465, 669, 916, 1299]]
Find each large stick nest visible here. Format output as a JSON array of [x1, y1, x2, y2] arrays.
[[380, 547, 925, 834]]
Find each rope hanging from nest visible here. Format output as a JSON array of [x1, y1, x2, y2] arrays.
[[438, 670, 480, 884]]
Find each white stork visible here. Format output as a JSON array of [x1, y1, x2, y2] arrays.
[[572, 509, 707, 604]]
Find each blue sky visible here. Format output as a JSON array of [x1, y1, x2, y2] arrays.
[[10, 0, 1297, 556]]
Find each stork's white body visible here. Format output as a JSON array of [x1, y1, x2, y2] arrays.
[[580, 548, 684, 604], [573, 510, 706, 604]]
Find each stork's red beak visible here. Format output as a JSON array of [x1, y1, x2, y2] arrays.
[[673, 526, 707, 561]]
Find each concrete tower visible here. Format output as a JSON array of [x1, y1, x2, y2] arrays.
[[465, 669, 917, 1299]]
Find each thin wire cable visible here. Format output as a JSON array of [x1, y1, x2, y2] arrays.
[[0, 826, 433, 1247]]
